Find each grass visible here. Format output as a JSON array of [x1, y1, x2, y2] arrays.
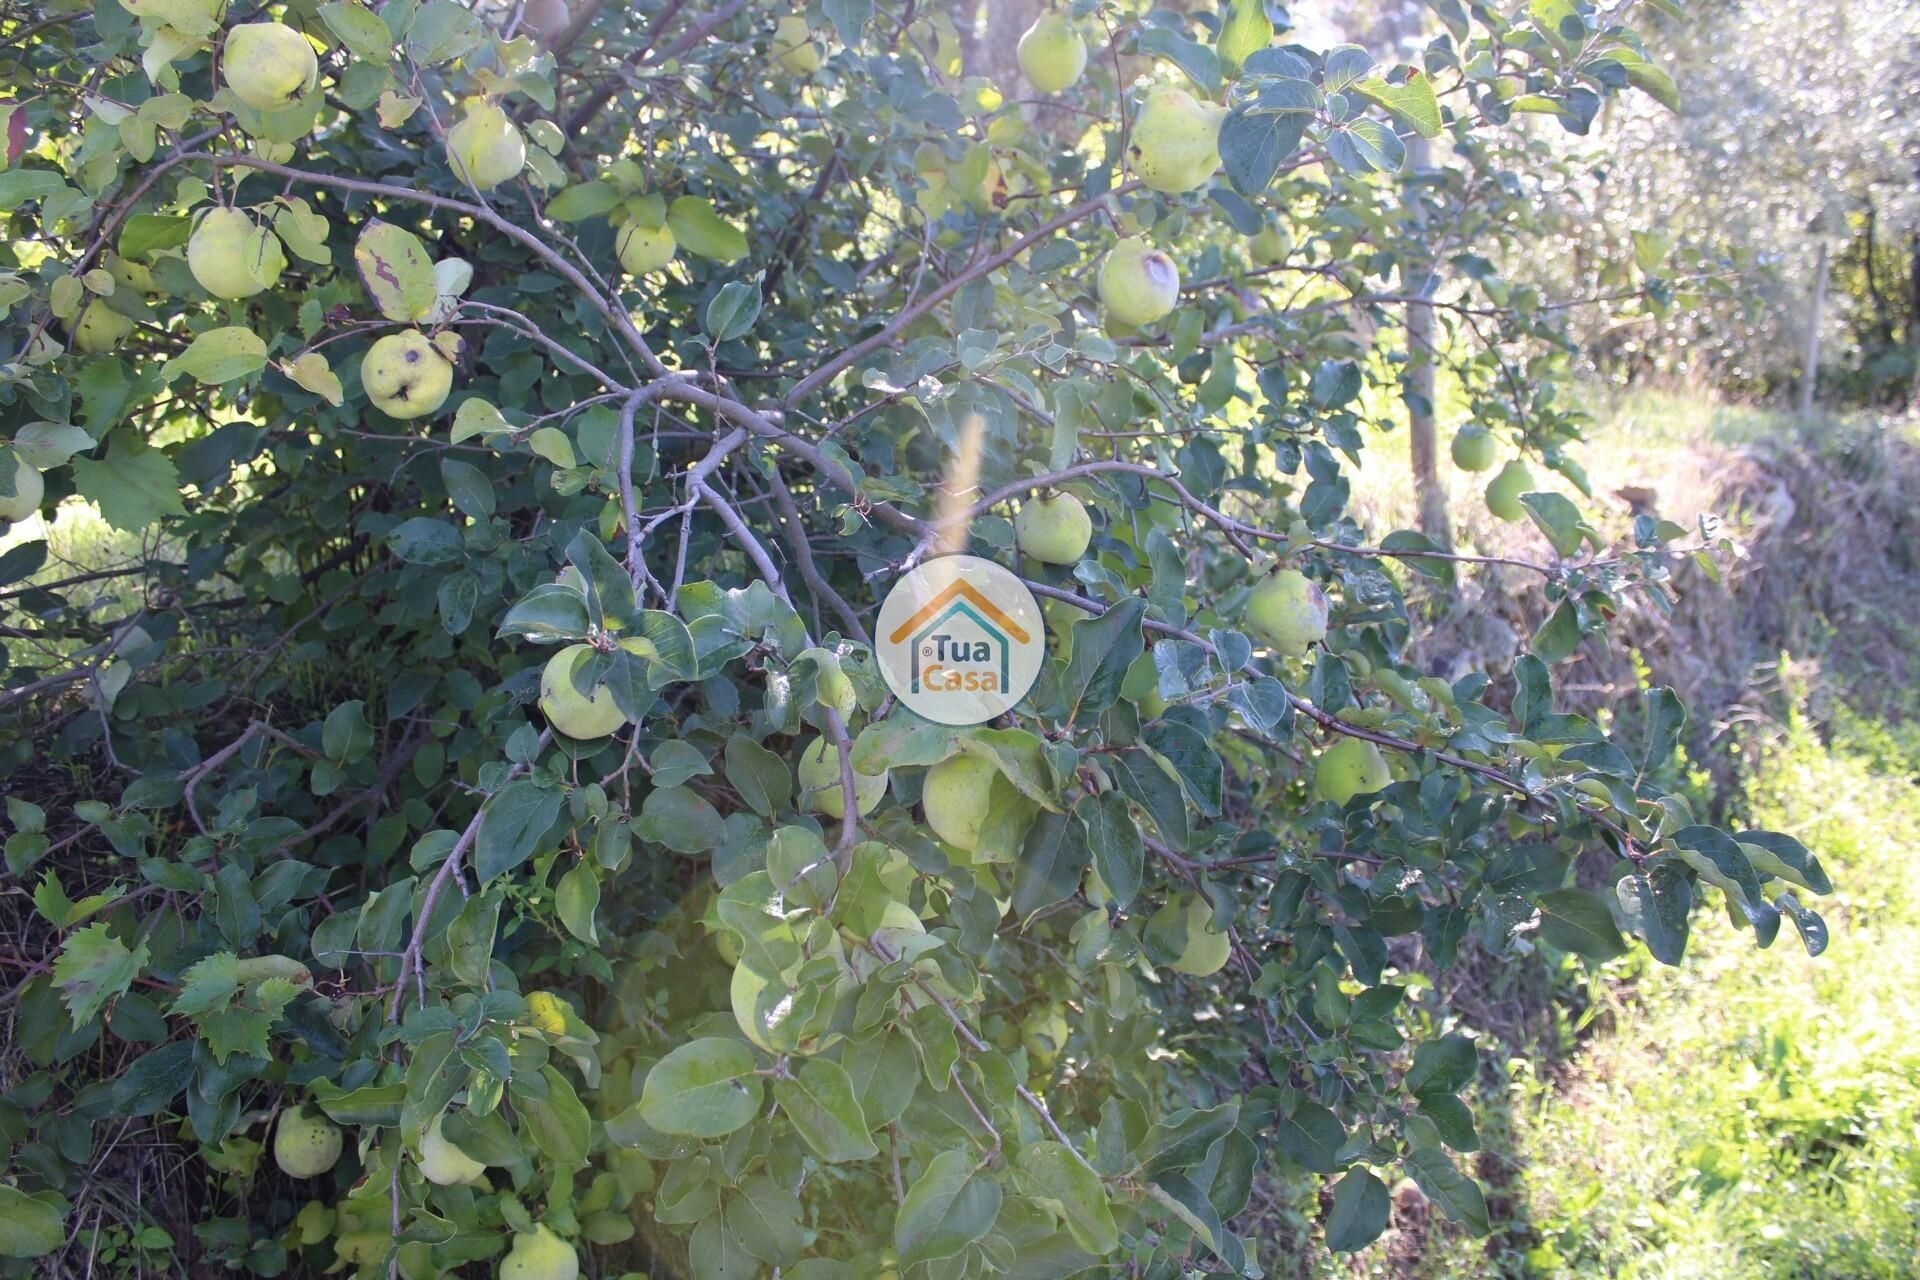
[[1415, 698, 1920, 1280], [1328, 386, 1920, 1278]]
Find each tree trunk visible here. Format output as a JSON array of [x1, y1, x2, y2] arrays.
[[1799, 239, 1829, 418], [1403, 135, 1451, 547]]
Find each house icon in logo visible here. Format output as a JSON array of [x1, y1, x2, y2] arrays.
[[887, 579, 1033, 695]]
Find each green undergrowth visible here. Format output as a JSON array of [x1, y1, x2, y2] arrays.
[[1398, 699, 1920, 1279]]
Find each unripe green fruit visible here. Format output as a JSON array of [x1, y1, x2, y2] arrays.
[[273, 1108, 343, 1178], [1249, 224, 1292, 265], [539, 643, 627, 739], [1148, 893, 1231, 977], [445, 100, 526, 191], [361, 330, 453, 419], [798, 737, 886, 818], [922, 754, 999, 853], [1485, 459, 1533, 521], [799, 647, 858, 719], [1450, 424, 1498, 472], [188, 207, 286, 299], [1129, 87, 1227, 193], [1098, 238, 1180, 328], [1020, 1004, 1070, 1064], [1015, 491, 1092, 565], [106, 253, 158, 295], [223, 23, 319, 113], [520, 0, 571, 42], [1016, 12, 1087, 93], [500, 1225, 578, 1280], [772, 15, 821, 74], [1315, 737, 1392, 806], [526, 990, 570, 1035], [616, 220, 676, 275], [72, 301, 133, 354], [1246, 569, 1329, 658], [418, 1114, 486, 1186]]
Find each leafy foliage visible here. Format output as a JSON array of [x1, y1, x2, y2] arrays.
[[0, 0, 1831, 1275]]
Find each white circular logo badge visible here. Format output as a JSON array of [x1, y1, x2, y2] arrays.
[[874, 555, 1044, 726]]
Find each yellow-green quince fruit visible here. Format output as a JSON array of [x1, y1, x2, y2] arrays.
[[1315, 737, 1392, 806], [1016, 11, 1087, 93], [798, 736, 887, 818], [361, 329, 453, 419], [772, 15, 822, 74], [446, 99, 526, 191], [538, 643, 627, 739], [223, 22, 319, 113], [1246, 568, 1329, 658], [1485, 459, 1533, 520], [273, 1107, 343, 1178], [1015, 490, 1092, 565], [72, 301, 133, 353], [417, 1113, 486, 1186], [922, 753, 1000, 853], [1129, 86, 1227, 193], [188, 207, 286, 300], [500, 1224, 579, 1280], [1451, 424, 1498, 472], [1097, 238, 1180, 328], [1148, 892, 1231, 976], [616, 220, 676, 275]]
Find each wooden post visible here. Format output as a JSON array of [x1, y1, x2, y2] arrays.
[[1799, 238, 1829, 418]]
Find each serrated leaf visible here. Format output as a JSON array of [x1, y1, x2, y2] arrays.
[[52, 923, 149, 1028]]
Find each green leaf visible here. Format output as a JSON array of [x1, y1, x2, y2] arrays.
[[474, 779, 563, 883], [1405, 1033, 1477, 1096], [547, 181, 620, 222], [119, 213, 193, 258], [160, 326, 267, 385], [1219, 105, 1307, 195], [318, 1, 392, 61], [773, 1059, 877, 1163], [52, 923, 149, 1028], [1325, 1168, 1390, 1251], [704, 279, 762, 342], [522, 1065, 593, 1166], [1017, 1142, 1117, 1255], [10, 421, 94, 469], [639, 1038, 763, 1138], [1614, 858, 1691, 964], [1081, 791, 1142, 911], [1058, 597, 1146, 726], [556, 862, 600, 945], [726, 1176, 807, 1265], [1011, 809, 1091, 924], [111, 1040, 195, 1117], [1355, 71, 1443, 137], [1403, 1147, 1490, 1234], [1215, 0, 1272, 77], [1534, 887, 1627, 960], [895, 1148, 1004, 1268], [353, 220, 436, 323], [668, 197, 748, 263], [0, 1187, 63, 1258], [1273, 1102, 1344, 1174], [1519, 491, 1598, 558]]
